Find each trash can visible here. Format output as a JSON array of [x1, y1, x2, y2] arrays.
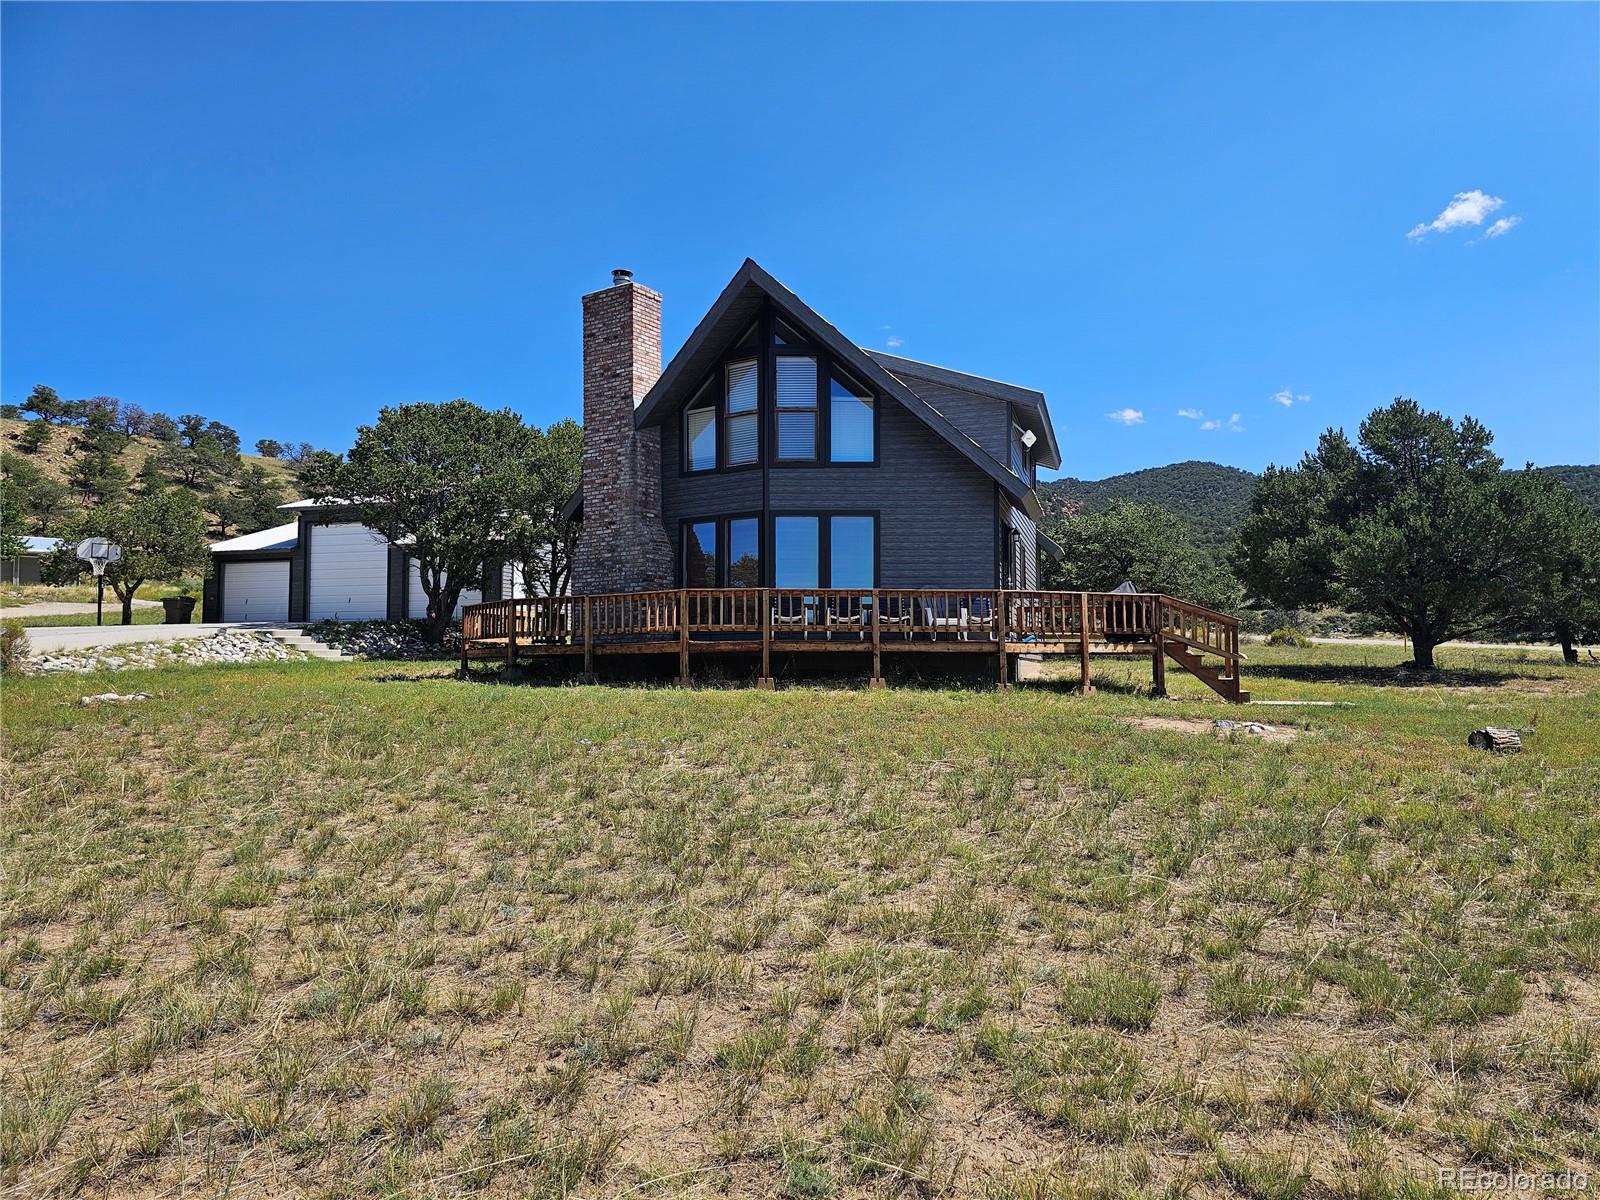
[[162, 595, 197, 624]]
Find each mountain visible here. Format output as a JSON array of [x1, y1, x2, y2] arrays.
[[1038, 460, 1600, 555], [1539, 464, 1600, 514], [1038, 461, 1259, 553]]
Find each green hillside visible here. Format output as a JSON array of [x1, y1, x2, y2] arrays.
[[1039, 461, 1259, 553], [1040, 460, 1600, 554]]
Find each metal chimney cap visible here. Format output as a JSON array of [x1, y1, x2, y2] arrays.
[[612, 268, 634, 287]]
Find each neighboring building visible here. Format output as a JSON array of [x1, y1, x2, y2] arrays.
[[567, 260, 1062, 596], [203, 501, 521, 623], [2, 535, 63, 585]]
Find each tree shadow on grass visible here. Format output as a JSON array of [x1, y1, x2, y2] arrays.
[[1246, 661, 1543, 688]]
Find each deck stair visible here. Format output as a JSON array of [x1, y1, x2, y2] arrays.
[[1161, 639, 1249, 704]]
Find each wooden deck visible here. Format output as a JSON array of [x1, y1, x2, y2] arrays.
[[460, 589, 1247, 702]]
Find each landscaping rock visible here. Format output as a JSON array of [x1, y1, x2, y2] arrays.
[[80, 692, 152, 705], [305, 620, 461, 661], [25, 632, 306, 675]]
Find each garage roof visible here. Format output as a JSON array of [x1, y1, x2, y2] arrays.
[[210, 521, 299, 554]]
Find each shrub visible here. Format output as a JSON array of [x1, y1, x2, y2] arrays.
[[1267, 626, 1312, 648], [1, 619, 30, 673]]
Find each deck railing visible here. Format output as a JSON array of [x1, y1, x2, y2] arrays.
[[460, 587, 1245, 700], [462, 589, 1239, 654]]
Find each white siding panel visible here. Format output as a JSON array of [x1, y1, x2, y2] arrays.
[[407, 561, 481, 620], [222, 561, 289, 623], [308, 523, 389, 620]]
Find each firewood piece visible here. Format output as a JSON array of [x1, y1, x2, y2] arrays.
[[1467, 727, 1522, 753]]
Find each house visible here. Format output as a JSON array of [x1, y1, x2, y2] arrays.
[[203, 501, 523, 623], [3, 535, 63, 585], [567, 260, 1063, 597]]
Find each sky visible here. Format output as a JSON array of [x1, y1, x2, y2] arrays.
[[3, 2, 1596, 481]]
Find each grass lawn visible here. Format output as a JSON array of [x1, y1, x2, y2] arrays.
[[1, 581, 187, 608], [9, 607, 168, 629], [2, 644, 1596, 1197]]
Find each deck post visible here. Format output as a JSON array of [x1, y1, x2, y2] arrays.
[[996, 589, 1009, 690], [758, 588, 774, 689], [677, 590, 690, 686], [1151, 596, 1167, 697], [869, 589, 884, 687], [582, 596, 595, 682], [1077, 591, 1093, 695], [506, 600, 518, 669]]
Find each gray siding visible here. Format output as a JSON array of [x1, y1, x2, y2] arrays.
[[660, 415, 764, 571], [1005, 501, 1040, 590], [888, 375, 1011, 466], [660, 394, 997, 588]]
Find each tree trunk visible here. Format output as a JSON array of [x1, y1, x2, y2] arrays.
[[1559, 632, 1577, 666], [1410, 637, 1437, 670], [121, 593, 135, 626]]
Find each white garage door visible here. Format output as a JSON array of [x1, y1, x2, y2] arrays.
[[222, 561, 289, 623], [308, 523, 389, 620], [407, 560, 482, 620]]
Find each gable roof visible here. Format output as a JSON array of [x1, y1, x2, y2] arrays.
[[866, 351, 1061, 472], [633, 259, 1044, 516], [210, 521, 299, 554]]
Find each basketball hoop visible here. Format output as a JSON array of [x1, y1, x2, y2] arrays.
[[75, 538, 123, 626]]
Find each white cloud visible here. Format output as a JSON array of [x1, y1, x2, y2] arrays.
[[1407, 189, 1504, 239], [1483, 215, 1522, 239], [1177, 407, 1204, 420], [1106, 408, 1144, 426], [1271, 388, 1309, 408], [1201, 413, 1244, 433], [885, 335, 904, 348]]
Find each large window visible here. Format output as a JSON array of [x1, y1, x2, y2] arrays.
[[683, 515, 762, 587], [773, 514, 876, 588], [681, 326, 878, 471], [830, 373, 874, 463], [727, 517, 760, 588], [775, 356, 818, 461], [684, 520, 718, 586], [773, 516, 820, 588], [726, 360, 758, 466]]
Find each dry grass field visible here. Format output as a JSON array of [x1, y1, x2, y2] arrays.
[[2, 643, 1597, 1198]]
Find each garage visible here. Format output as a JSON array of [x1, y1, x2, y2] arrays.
[[222, 560, 290, 623], [407, 560, 482, 620], [308, 522, 390, 620]]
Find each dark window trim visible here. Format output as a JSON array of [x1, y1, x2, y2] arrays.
[[767, 509, 880, 588], [679, 511, 764, 588], [676, 303, 881, 477]]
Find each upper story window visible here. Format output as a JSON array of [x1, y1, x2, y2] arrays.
[[830, 373, 875, 463], [775, 356, 818, 461], [686, 383, 718, 473], [1010, 423, 1032, 483], [681, 316, 877, 472], [726, 360, 758, 467]]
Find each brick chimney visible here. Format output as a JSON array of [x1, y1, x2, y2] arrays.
[[572, 270, 675, 594]]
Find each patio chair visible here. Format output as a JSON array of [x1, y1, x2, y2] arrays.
[[876, 595, 913, 640], [825, 594, 868, 641], [771, 593, 810, 639], [965, 595, 998, 641], [921, 595, 969, 641]]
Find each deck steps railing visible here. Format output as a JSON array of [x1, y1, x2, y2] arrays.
[[460, 588, 1246, 702]]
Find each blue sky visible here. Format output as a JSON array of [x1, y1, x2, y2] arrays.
[[4, 2, 1596, 480]]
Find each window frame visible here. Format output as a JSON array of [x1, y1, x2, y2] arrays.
[[767, 510, 880, 588], [678, 305, 882, 475], [679, 512, 764, 588]]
